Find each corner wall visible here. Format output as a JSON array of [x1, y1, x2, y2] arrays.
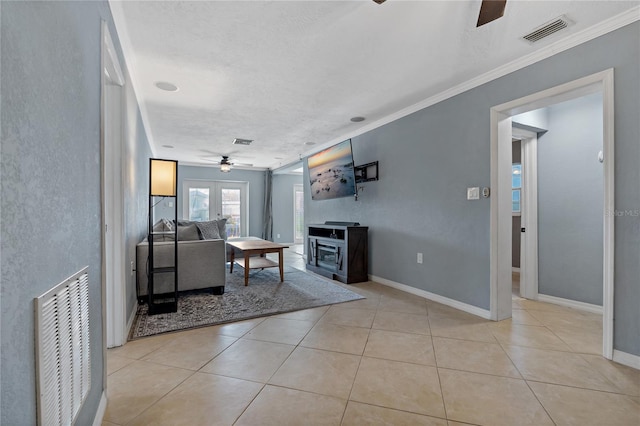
[[0, 1, 153, 424], [304, 22, 640, 356], [272, 174, 303, 243]]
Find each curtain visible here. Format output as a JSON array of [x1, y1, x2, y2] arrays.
[[262, 170, 273, 241]]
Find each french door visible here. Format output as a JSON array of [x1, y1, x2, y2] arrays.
[[182, 180, 248, 238]]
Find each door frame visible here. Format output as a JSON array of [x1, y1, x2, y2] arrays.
[[101, 21, 126, 353], [512, 127, 539, 300], [490, 69, 614, 358]]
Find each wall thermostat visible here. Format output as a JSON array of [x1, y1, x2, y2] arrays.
[[482, 187, 490, 198]]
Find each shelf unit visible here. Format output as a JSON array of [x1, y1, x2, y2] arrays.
[[307, 222, 368, 284], [147, 159, 178, 315]]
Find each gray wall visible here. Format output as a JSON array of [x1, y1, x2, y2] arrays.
[[160, 165, 266, 238], [537, 93, 604, 305], [0, 1, 152, 424], [272, 173, 303, 243], [123, 82, 154, 323], [304, 22, 640, 356]]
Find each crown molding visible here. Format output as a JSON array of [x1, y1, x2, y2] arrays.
[[298, 6, 640, 161], [108, 0, 158, 157]]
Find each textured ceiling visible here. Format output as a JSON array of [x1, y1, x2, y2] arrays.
[[110, 1, 637, 170]]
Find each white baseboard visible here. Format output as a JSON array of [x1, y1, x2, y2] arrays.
[[92, 391, 108, 426], [537, 294, 603, 314], [369, 275, 492, 320], [125, 308, 136, 342], [613, 350, 640, 370]]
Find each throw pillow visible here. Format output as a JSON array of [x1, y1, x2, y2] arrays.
[[216, 218, 228, 240], [177, 223, 200, 241], [195, 220, 221, 240]]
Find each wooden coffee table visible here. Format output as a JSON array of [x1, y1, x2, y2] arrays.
[[227, 239, 290, 286]]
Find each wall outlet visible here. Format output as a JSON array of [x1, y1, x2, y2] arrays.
[[130, 260, 135, 275], [277, 233, 281, 239], [417, 253, 423, 264]]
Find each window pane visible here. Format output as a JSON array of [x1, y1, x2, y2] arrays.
[[221, 188, 241, 238], [189, 188, 209, 221], [512, 164, 522, 189], [512, 189, 521, 212]]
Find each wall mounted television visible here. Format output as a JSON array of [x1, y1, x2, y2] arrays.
[[307, 139, 356, 201]]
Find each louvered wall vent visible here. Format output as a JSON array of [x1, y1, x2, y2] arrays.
[[523, 16, 571, 43], [35, 267, 91, 426], [232, 138, 253, 145]]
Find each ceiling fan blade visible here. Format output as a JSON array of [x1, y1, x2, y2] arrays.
[[477, 0, 507, 27]]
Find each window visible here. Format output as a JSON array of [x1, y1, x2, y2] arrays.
[[512, 163, 522, 213], [183, 180, 249, 238]]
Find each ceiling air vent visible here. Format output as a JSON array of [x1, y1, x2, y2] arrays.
[[523, 16, 571, 43], [233, 138, 253, 145]]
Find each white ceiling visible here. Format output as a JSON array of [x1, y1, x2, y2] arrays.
[[110, 1, 637, 170]]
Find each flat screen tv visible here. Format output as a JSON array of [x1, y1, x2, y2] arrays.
[[307, 139, 356, 201]]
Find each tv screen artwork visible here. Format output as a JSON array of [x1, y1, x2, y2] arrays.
[[308, 139, 356, 201]]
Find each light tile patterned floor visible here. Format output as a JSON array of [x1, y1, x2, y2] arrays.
[[104, 252, 639, 425]]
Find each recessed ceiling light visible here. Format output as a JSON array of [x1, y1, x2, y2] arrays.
[[233, 138, 253, 145], [162, 144, 174, 149], [155, 81, 179, 92], [350, 116, 366, 122], [274, 157, 284, 160], [305, 142, 316, 146]]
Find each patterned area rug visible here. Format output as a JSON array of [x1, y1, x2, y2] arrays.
[[130, 267, 364, 339]]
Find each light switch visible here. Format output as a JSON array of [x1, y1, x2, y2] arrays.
[[467, 187, 480, 200]]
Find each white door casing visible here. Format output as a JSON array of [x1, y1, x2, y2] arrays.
[[101, 21, 126, 351], [490, 69, 615, 358]]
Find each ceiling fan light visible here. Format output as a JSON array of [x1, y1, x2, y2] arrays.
[[220, 163, 232, 173]]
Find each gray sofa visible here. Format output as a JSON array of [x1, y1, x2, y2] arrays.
[[136, 218, 227, 301]]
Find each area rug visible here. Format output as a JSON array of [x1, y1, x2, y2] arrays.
[[130, 267, 364, 339]]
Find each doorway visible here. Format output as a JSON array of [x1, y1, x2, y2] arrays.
[[511, 127, 538, 301], [490, 69, 614, 358], [293, 184, 304, 245], [101, 22, 126, 349], [183, 180, 249, 237]]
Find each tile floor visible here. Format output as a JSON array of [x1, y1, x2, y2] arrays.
[[104, 252, 639, 425]]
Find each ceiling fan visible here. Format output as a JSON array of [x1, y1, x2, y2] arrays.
[[202, 155, 253, 172], [372, 0, 507, 27]]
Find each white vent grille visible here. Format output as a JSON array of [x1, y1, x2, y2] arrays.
[[232, 138, 253, 145], [35, 267, 91, 426], [523, 16, 570, 43]]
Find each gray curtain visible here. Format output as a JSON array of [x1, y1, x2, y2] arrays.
[[262, 170, 273, 241]]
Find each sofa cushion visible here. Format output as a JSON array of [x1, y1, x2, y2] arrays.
[[195, 218, 228, 240], [152, 218, 174, 242], [195, 220, 221, 239], [177, 223, 200, 241]]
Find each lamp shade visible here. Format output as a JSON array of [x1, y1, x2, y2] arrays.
[[150, 159, 177, 196], [220, 163, 231, 173]]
